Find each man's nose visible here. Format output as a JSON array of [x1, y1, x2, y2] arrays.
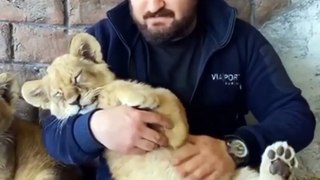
[[147, 0, 165, 13]]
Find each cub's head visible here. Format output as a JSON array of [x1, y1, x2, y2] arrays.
[[0, 73, 19, 132], [21, 33, 115, 119]]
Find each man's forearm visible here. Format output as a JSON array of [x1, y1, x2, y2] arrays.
[[41, 111, 104, 165]]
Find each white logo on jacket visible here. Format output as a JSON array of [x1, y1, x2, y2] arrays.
[[211, 73, 240, 86]]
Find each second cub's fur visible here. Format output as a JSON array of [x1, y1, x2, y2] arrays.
[[0, 73, 82, 180]]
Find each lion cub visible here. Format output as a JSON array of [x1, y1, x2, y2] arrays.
[[21, 33, 298, 180], [0, 72, 75, 180]]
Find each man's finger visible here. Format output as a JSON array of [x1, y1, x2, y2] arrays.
[[188, 135, 198, 144], [127, 147, 146, 155], [135, 138, 158, 151], [202, 170, 230, 180], [175, 154, 206, 178], [186, 162, 215, 180], [171, 143, 199, 165], [140, 111, 173, 129], [140, 125, 168, 146]]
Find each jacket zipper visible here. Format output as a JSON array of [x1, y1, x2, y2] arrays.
[[189, 11, 236, 104], [107, 18, 134, 79], [188, 47, 220, 104]]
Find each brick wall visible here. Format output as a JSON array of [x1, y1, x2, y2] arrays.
[[0, 0, 120, 84], [0, 0, 289, 119], [0, 0, 118, 120]]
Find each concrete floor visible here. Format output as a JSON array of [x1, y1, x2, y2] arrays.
[[260, 0, 320, 178]]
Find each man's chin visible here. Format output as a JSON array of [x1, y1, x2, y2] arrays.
[[142, 31, 174, 44], [148, 29, 171, 37], [137, 22, 178, 44], [147, 24, 171, 33], [146, 17, 174, 26]]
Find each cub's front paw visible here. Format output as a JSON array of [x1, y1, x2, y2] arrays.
[[121, 92, 159, 110], [261, 141, 298, 179]]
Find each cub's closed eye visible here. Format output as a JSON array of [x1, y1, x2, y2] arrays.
[[74, 70, 82, 84], [54, 90, 63, 97]]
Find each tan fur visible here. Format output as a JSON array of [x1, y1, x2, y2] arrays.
[[0, 73, 80, 180], [0, 73, 15, 180], [21, 33, 297, 180]]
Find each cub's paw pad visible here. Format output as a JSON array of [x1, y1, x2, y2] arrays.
[[269, 159, 291, 178], [266, 142, 298, 179]]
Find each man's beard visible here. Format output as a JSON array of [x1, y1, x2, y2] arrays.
[[130, 5, 197, 44]]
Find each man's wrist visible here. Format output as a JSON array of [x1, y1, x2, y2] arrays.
[[73, 109, 105, 154], [89, 109, 105, 145], [224, 135, 250, 168]]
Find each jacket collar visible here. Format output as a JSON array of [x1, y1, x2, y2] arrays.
[[106, 0, 237, 49]]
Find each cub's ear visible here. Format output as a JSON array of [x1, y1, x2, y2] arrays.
[[0, 72, 19, 106], [69, 32, 104, 64], [21, 79, 50, 109]]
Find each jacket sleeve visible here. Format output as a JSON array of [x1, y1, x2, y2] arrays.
[[41, 110, 104, 165], [233, 27, 316, 166]]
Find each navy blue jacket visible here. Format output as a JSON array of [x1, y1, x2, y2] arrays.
[[42, 0, 316, 179]]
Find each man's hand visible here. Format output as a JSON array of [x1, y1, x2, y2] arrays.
[[171, 135, 236, 180], [90, 106, 172, 154]]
